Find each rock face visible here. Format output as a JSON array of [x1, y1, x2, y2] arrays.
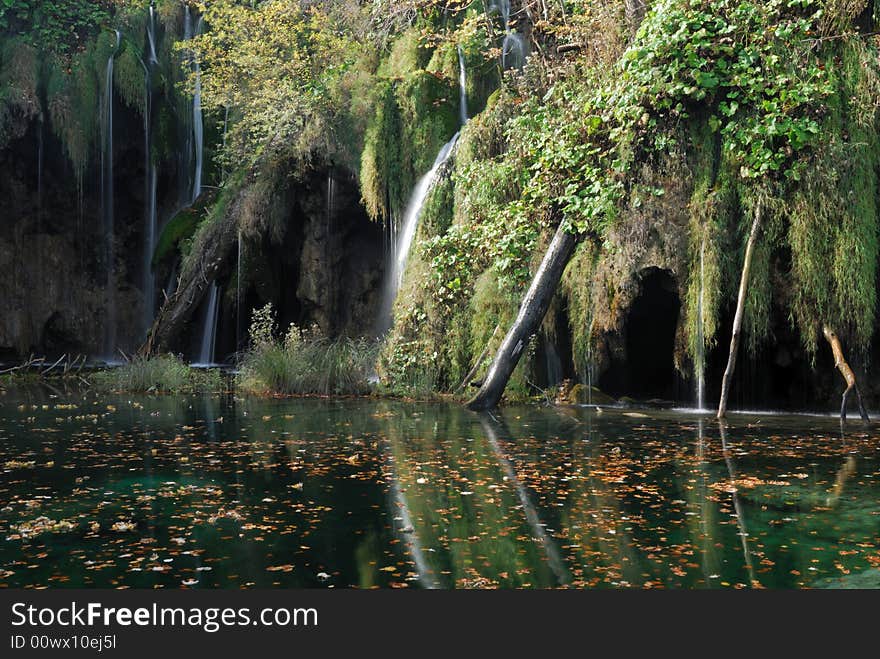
[[144, 164, 385, 359], [0, 108, 144, 361], [295, 169, 384, 338]]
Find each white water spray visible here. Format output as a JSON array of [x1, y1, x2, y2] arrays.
[[197, 282, 220, 365], [101, 30, 121, 359], [696, 240, 706, 411], [191, 15, 204, 203], [457, 46, 468, 125], [377, 133, 460, 332]]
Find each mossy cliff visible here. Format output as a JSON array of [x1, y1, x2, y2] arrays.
[[4, 1, 880, 412]]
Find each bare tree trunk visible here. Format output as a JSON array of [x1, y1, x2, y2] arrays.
[[625, 0, 649, 36], [466, 222, 578, 411], [717, 203, 763, 419], [823, 325, 870, 422]]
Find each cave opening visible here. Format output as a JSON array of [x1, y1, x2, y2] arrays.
[[623, 268, 680, 400]]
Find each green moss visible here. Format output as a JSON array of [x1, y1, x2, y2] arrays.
[[114, 41, 145, 111], [787, 38, 880, 354], [561, 242, 599, 378], [153, 206, 201, 267]]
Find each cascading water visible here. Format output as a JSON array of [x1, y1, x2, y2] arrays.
[[378, 132, 460, 332], [191, 15, 205, 203], [142, 12, 158, 336], [146, 3, 158, 65], [491, 0, 526, 70], [695, 241, 707, 411], [236, 231, 242, 352], [457, 46, 468, 125], [197, 282, 220, 365], [100, 30, 121, 360], [143, 165, 158, 333]]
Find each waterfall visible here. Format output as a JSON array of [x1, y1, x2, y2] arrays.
[[197, 282, 220, 365], [236, 231, 242, 353], [491, 0, 526, 70], [394, 135, 459, 289], [457, 46, 468, 125], [100, 30, 121, 359], [696, 241, 706, 411], [191, 15, 205, 203], [143, 164, 158, 333], [326, 171, 335, 325], [142, 15, 158, 336], [36, 118, 43, 225], [378, 132, 460, 332], [147, 3, 158, 65], [545, 339, 563, 387]]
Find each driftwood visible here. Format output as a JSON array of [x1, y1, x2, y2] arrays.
[[823, 325, 870, 423], [717, 202, 763, 419], [467, 222, 578, 410], [0, 354, 86, 379]]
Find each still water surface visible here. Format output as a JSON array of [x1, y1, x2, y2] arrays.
[[1, 388, 878, 589]]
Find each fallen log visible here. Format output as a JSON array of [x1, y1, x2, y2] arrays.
[[467, 222, 578, 411]]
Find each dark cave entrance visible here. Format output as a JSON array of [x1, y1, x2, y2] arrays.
[[624, 268, 680, 399]]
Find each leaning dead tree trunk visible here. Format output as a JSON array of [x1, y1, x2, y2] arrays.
[[141, 202, 239, 356], [717, 202, 763, 419], [823, 325, 869, 423], [467, 222, 578, 411]]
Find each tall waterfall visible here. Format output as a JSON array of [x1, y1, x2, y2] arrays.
[[146, 3, 158, 65], [100, 30, 121, 359], [142, 164, 158, 334], [191, 14, 205, 203], [457, 46, 468, 125], [695, 241, 706, 411], [142, 10, 158, 336], [378, 133, 460, 332], [197, 282, 220, 365]]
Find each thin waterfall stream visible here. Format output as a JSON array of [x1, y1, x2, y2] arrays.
[[100, 30, 121, 360]]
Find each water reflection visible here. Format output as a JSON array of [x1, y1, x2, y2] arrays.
[[1, 387, 879, 589]]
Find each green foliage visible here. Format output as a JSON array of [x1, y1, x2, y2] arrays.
[[90, 355, 222, 393], [787, 37, 880, 353], [237, 304, 378, 396], [192, 0, 373, 171], [1, 0, 111, 53], [561, 242, 599, 377]]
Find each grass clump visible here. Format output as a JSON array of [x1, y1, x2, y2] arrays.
[[91, 355, 222, 393], [237, 304, 378, 396]]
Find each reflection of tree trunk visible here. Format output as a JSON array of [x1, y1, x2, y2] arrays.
[[478, 413, 571, 586], [383, 440, 442, 589], [717, 203, 763, 419], [691, 419, 721, 585], [823, 325, 870, 423], [467, 223, 578, 410], [718, 422, 759, 588], [827, 455, 857, 508]]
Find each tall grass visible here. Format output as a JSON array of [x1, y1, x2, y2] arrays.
[[236, 304, 379, 396], [90, 355, 222, 393]]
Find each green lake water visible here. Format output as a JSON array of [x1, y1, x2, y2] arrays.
[[1, 387, 878, 589]]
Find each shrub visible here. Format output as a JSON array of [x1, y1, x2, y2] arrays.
[[90, 355, 222, 393], [237, 304, 379, 396]]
